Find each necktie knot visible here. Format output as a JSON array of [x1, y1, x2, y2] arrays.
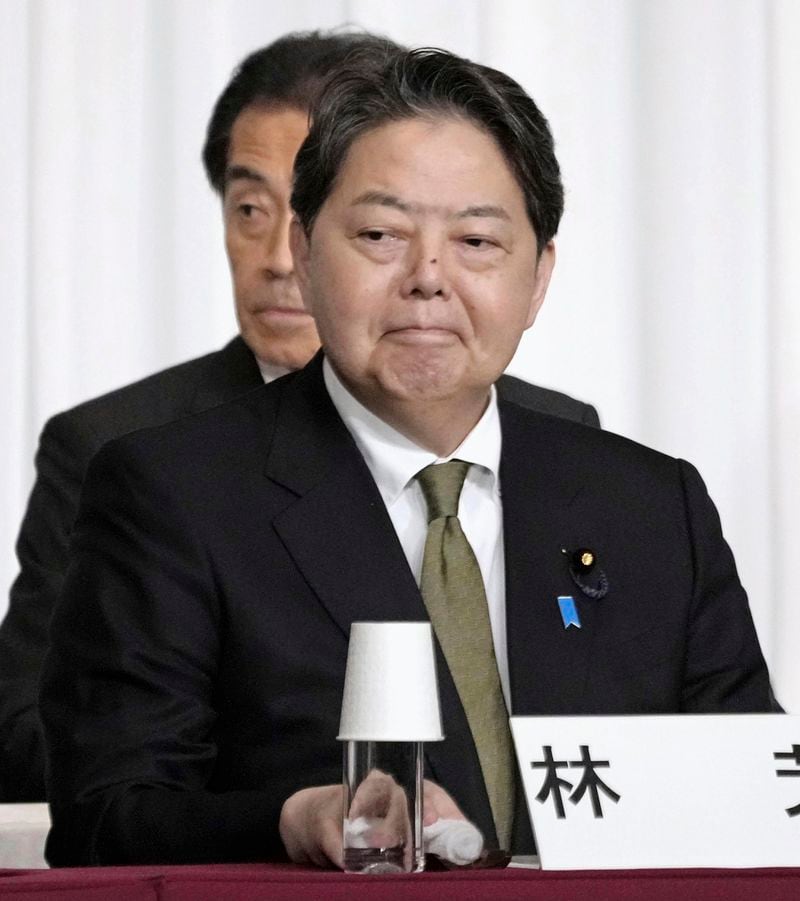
[[416, 460, 470, 523]]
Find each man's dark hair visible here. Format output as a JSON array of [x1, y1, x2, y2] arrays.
[[292, 47, 564, 250], [202, 30, 400, 195]]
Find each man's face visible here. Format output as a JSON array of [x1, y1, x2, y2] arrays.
[[224, 105, 320, 370], [292, 116, 554, 414]]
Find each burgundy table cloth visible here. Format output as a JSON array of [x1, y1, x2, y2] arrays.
[[1, 864, 799, 900]]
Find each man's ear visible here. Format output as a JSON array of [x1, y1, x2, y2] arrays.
[[524, 240, 556, 330], [289, 217, 313, 313]]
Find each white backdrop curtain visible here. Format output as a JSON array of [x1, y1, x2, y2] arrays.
[[2, 0, 798, 708]]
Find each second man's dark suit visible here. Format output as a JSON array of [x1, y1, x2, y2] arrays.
[[0, 336, 599, 801], [40, 354, 774, 866]]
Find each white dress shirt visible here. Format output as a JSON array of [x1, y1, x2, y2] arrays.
[[323, 359, 510, 707], [257, 359, 290, 383]]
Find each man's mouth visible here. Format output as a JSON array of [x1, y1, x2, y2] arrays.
[[254, 306, 312, 319], [250, 306, 314, 333], [384, 326, 458, 345]]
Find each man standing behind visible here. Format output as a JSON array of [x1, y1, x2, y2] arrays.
[[42, 46, 774, 866], [0, 32, 599, 802]]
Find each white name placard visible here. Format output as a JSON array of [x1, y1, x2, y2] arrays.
[[510, 714, 800, 869]]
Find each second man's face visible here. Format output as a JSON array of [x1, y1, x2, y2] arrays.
[[292, 116, 554, 417], [223, 105, 320, 370]]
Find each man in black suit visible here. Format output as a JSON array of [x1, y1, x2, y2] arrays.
[[41, 45, 775, 866], [0, 33, 598, 803]]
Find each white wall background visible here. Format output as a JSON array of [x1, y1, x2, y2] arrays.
[[2, 0, 798, 708]]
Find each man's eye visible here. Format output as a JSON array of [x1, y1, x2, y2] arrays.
[[361, 230, 388, 242], [239, 204, 257, 218], [463, 236, 494, 249]]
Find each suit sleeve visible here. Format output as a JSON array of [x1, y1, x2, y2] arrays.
[[0, 413, 99, 802], [678, 459, 781, 712], [41, 437, 285, 866]]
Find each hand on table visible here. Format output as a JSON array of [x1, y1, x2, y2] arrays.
[[278, 779, 471, 868]]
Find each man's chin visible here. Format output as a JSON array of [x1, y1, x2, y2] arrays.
[[374, 362, 475, 405], [242, 325, 321, 374]]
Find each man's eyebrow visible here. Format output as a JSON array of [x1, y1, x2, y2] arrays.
[[456, 204, 511, 222], [224, 165, 267, 189], [351, 191, 511, 222], [351, 191, 413, 213]]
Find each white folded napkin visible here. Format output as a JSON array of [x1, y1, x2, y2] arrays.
[[343, 816, 374, 848], [422, 818, 484, 865]]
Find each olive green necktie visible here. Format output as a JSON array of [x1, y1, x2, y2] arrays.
[[416, 460, 514, 850]]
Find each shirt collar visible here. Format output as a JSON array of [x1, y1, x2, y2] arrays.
[[257, 359, 290, 384], [323, 357, 501, 508]]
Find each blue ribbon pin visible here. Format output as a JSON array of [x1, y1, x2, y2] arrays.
[[558, 595, 581, 629]]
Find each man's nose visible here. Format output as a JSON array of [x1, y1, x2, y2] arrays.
[[263, 212, 294, 278], [401, 240, 449, 300]]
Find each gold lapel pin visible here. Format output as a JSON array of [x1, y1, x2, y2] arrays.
[[561, 547, 609, 600]]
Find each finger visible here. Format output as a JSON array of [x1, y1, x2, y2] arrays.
[[351, 779, 407, 849], [318, 815, 344, 869], [368, 782, 409, 848], [350, 770, 393, 818], [384, 782, 415, 871], [388, 781, 413, 870]]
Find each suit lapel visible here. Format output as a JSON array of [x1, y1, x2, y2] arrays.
[[265, 355, 427, 637], [189, 336, 263, 414], [500, 401, 601, 715]]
